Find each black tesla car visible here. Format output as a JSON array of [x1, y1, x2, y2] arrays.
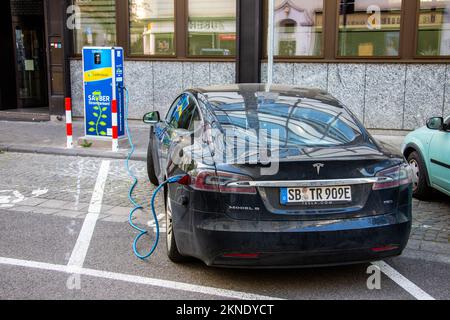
[[143, 84, 413, 268]]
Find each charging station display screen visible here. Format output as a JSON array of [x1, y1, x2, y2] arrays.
[[83, 47, 125, 139]]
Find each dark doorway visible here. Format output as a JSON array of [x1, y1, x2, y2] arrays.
[[0, 1, 17, 110], [1, 0, 48, 113], [11, 0, 48, 109]]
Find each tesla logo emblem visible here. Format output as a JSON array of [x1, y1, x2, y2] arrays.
[[313, 163, 325, 175]]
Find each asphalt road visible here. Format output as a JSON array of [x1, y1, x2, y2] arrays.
[[0, 152, 449, 300]]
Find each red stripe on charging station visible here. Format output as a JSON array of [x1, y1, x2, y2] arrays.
[[65, 98, 73, 149], [112, 99, 119, 152]]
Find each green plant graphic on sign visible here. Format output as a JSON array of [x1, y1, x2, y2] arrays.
[[87, 90, 108, 136]]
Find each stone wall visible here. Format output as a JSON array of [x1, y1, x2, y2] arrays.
[[70, 60, 450, 130], [262, 63, 450, 130], [70, 60, 235, 120]]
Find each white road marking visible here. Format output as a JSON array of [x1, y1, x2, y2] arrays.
[[32, 189, 48, 198], [0, 257, 282, 300], [67, 160, 110, 269], [0, 190, 25, 208], [372, 260, 435, 300]]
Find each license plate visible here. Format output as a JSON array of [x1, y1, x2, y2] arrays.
[[280, 186, 352, 205]]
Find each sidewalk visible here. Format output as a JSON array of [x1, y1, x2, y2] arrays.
[[0, 120, 149, 161], [0, 120, 407, 161]]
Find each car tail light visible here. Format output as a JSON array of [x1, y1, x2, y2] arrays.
[[371, 245, 399, 253], [190, 170, 257, 194], [177, 175, 191, 186], [372, 164, 413, 190]]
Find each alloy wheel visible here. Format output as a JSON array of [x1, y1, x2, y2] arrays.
[[409, 159, 420, 191]]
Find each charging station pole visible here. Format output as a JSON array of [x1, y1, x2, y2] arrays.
[[81, 47, 125, 151]]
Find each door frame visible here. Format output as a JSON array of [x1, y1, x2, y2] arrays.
[[10, 5, 49, 109]]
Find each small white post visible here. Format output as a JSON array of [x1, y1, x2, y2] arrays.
[[267, 0, 275, 89], [112, 99, 119, 152], [65, 98, 74, 149]]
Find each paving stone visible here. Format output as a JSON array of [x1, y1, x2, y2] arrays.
[[54, 210, 85, 218], [406, 239, 421, 250], [39, 199, 71, 209], [106, 206, 133, 216], [63, 202, 90, 212], [17, 198, 47, 207], [420, 241, 450, 255], [97, 214, 111, 221], [6, 206, 36, 213], [97, 205, 115, 214], [102, 215, 129, 223], [31, 207, 59, 215]]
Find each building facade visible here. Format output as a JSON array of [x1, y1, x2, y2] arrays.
[[1, 0, 450, 130]]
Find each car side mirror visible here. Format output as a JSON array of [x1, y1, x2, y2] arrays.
[[426, 117, 444, 130], [143, 111, 160, 124]]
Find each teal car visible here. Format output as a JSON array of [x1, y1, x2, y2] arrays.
[[402, 116, 450, 199]]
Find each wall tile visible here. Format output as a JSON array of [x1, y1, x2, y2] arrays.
[[182, 63, 194, 90], [404, 65, 446, 130], [124, 61, 154, 118], [210, 63, 236, 85], [443, 65, 450, 119], [261, 63, 294, 85], [364, 64, 406, 129], [293, 63, 328, 91], [69, 60, 449, 127], [182, 62, 210, 90], [153, 62, 183, 117], [273, 63, 294, 84], [327, 64, 366, 122]]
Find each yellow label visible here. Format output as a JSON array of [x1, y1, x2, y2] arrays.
[[84, 67, 113, 82], [359, 43, 374, 56]]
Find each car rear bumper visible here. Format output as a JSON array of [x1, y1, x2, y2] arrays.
[[188, 212, 411, 268]]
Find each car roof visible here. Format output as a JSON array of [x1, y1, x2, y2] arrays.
[[188, 84, 343, 109]]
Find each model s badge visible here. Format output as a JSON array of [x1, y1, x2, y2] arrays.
[[313, 163, 325, 175]]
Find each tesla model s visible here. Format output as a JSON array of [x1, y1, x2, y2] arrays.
[[143, 84, 413, 268]]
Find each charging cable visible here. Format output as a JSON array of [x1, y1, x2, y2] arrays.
[[123, 86, 186, 260]]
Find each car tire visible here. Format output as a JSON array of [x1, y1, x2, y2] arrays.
[[147, 142, 159, 186], [165, 187, 188, 263], [407, 151, 433, 200]]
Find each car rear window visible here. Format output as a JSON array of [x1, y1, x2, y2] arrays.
[[210, 99, 365, 148]]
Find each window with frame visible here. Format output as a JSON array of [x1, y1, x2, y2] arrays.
[[417, 0, 450, 56], [167, 96, 182, 123], [338, 0, 402, 57], [272, 0, 324, 57], [168, 95, 197, 131], [72, 0, 116, 54], [177, 103, 198, 131], [129, 0, 175, 56], [188, 0, 237, 56]]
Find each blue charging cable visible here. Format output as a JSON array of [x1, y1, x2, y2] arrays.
[[123, 87, 185, 260]]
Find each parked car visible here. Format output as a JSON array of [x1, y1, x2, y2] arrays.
[[402, 116, 450, 199], [144, 84, 413, 268]]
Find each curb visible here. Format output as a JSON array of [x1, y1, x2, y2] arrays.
[[0, 143, 147, 162]]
